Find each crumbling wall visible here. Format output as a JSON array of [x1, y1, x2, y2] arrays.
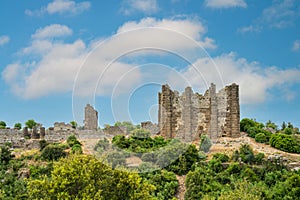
[[158, 83, 240, 141], [141, 121, 159, 135], [84, 104, 98, 130]]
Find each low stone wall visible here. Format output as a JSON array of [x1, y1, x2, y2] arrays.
[[0, 129, 24, 144]]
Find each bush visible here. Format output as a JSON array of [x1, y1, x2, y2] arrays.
[[213, 153, 229, 163], [41, 145, 66, 161], [199, 135, 212, 153], [240, 118, 256, 132], [255, 133, 267, 143], [239, 144, 255, 164], [0, 145, 12, 165], [270, 133, 300, 153], [67, 135, 81, 147], [39, 139, 49, 151], [71, 144, 83, 154]]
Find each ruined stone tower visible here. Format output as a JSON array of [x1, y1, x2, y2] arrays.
[[158, 83, 240, 142], [84, 104, 98, 130]]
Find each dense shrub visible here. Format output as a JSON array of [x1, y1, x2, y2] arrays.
[[66, 135, 81, 147], [240, 118, 257, 132], [269, 133, 300, 153], [213, 153, 229, 162], [255, 133, 267, 143], [40, 145, 66, 161], [71, 144, 83, 154], [0, 145, 13, 165], [141, 170, 178, 200], [112, 132, 170, 153], [39, 139, 49, 151]]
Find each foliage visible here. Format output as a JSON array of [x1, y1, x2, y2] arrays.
[[240, 118, 257, 132], [39, 139, 49, 151], [152, 141, 202, 175], [71, 144, 83, 154], [69, 121, 77, 129], [112, 133, 170, 153], [218, 180, 265, 200], [213, 153, 229, 163], [27, 154, 155, 200], [104, 150, 127, 168], [14, 122, 22, 130], [66, 134, 81, 147], [25, 119, 37, 129], [265, 120, 278, 131], [0, 145, 13, 165], [114, 121, 137, 132], [255, 132, 267, 143], [140, 169, 178, 200], [94, 137, 110, 153], [199, 134, 212, 153], [269, 133, 300, 153], [0, 121, 6, 129], [40, 144, 66, 161]]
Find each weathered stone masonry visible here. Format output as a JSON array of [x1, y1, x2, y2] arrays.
[[158, 83, 240, 142], [84, 104, 98, 130]]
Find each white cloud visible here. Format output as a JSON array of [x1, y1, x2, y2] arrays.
[[32, 24, 73, 39], [239, 0, 299, 33], [3, 17, 214, 99], [120, 0, 159, 15], [116, 17, 216, 49], [25, 0, 90, 16], [0, 35, 10, 46], [204, 0, 247, 9], [177, 52, 300, 104], [292, 40, 300, 51]]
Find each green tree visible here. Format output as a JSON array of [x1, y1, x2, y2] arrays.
[[0, 121, 6, 129], [14, 123, 22, 130], [27, 154, 155, 200], [240, 118, 256, 132], [70, 121, 77, 129], [281, 121, 287, 131], [266, 120, 278, 131], [25, 119, 37, 129]]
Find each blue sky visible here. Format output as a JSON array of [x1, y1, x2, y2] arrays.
[[0, 0, 300, 128]]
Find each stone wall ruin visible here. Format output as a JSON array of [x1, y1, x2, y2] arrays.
[[158, 83, 240, 142]]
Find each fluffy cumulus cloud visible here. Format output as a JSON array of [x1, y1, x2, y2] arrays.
[[204, 0, 247, 9], [0, 35, 10, 46], [25, 0, 90, 16], [177, 52, 300, 104], [2, 17, 215, 99], [120, 0, 159, 15], [239, 0, 299, 33], [32, 24, 73, 39]]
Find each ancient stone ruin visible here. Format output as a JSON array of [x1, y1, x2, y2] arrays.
[[84, 104, 98, 130], [158, 83, 240, 142]]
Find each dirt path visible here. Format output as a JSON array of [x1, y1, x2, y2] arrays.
[[175, 175, 186, 200]]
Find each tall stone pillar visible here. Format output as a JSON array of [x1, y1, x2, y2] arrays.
[[23, 127, 30, 138], [209, 83, 218, 140], [40, 127, 45, 139]]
